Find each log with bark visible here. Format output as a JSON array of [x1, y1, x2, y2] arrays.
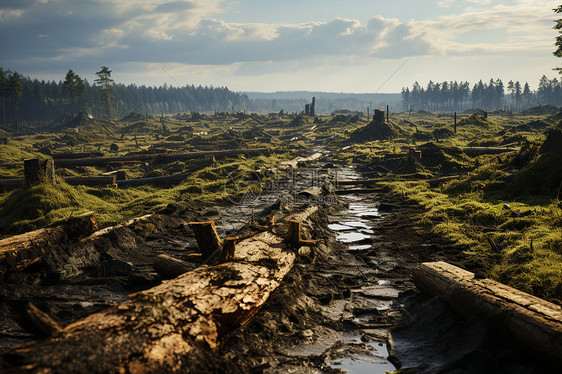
[[413, 261, 562, 363], [0, 176, 117, 189], [53, 148, 271, 167], [117, 173, 188, 187], [461, 147, 519, 156], [0, 212, 98, 273], [1, 231, 297, 373]]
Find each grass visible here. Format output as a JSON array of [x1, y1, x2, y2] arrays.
[[384, 156, 562, 304]]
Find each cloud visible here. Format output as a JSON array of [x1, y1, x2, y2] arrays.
[[0, 0, 557, 93]]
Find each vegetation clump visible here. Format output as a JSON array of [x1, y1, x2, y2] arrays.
[[349, 120, 404, 142]]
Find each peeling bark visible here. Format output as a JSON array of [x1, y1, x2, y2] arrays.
[[1, 231, 296, 373]]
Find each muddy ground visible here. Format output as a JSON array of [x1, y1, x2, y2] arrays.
[[0, 181, 558, 373], [204, 192, 555, 374]]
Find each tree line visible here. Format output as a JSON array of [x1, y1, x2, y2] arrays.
[[401, 76, 562, 112], [0, 67, 251, 129]]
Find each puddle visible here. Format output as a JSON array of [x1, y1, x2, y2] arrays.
[[328, 223, 355, 231], [336, 232, 371, 243], [329, 340, 395, 374], [348, 244, 372, 251], [342, 221, 370, 229]]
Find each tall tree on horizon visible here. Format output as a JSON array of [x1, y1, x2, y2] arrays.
[[0, 68, 8, 128], [554, 5, 562, 73], [95, 66, 114, 119], [63, 69, 84, 118], [9, 72, 22, 130]]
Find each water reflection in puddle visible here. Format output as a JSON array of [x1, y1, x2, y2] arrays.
[[336, 232, 371, 243], [348, 244, 372, 251], [328, 223, 355, 231], [329, 340, 395, 374]]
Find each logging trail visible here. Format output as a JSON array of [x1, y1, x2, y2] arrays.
[[0, 148, 557, 373]]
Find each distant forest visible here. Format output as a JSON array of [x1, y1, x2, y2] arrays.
[[0, 67, 251, 128], [401, 76, 562, 112], [2, 65, 562, 130]]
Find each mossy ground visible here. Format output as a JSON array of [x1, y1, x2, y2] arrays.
[[1, 108, 561, 303]]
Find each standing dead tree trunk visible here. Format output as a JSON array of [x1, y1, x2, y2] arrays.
[[413, 261, 562, 363]]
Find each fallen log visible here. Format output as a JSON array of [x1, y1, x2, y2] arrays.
[[53, 148, 271, 167], [0, 212, 98, 261], [1, 231, 297, 373], [64, 175, 117, 187], [0, 175, 117, 189], [461, 147, 519, 156], [117, 173, 188, 187], [413, 261, 562, 363], [153, 254, 195, 279], [0, 212, 98, 276]]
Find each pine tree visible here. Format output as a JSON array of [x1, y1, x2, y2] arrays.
[[95, 66, 114, 119], [63, 69, 84, 118], [0, 68, 8, 127], [9, 72, 22, 130], [554, 5, 562, 73]]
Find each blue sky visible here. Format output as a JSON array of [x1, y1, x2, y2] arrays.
[[0, 0, 559, 92]]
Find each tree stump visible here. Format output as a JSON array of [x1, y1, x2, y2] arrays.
[[24, 158, 55, 187], [189, 221, 223, 258], [288, 220, 301, 247], [373, 109, 385, 124]]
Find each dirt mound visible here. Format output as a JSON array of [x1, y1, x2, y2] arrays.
[[350, 120, 404, 142], [526, 120, 551, 129], [417, 110, 434, 116], [508, 152, 562, 198], [522, 104, 560, 115], [463, 108, 488, 117], [458, 113, 489, 127], [412, 131, 433, 141], [57, 113, 95, 129], [433, 127, 455, 139], [417, 142, 473, 172], [540, 129, 562, 156], [120, 112, 153, 122], [289, 115, 307, 128], [500, 134, 528, 146]]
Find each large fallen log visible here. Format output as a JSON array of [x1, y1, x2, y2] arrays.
[[63, 175, 117, 187], [117, 173, 188, 187], [1, 231, 297, 373], [0, 176, 117, 189], [461, 147, 519, 156], [413, 261, 562, 362], [0, 212, 98, 264], [0, 212, 98, 276], [53, 148, 271, 167]]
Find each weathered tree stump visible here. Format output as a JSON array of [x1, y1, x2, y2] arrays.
[[288, 220, 301, 247], [189, 221, 223, 258], [24, 158, 55, 187], [373, 109, 385, 125]]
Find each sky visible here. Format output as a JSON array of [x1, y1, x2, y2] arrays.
[[0, 0, 560, 93]]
